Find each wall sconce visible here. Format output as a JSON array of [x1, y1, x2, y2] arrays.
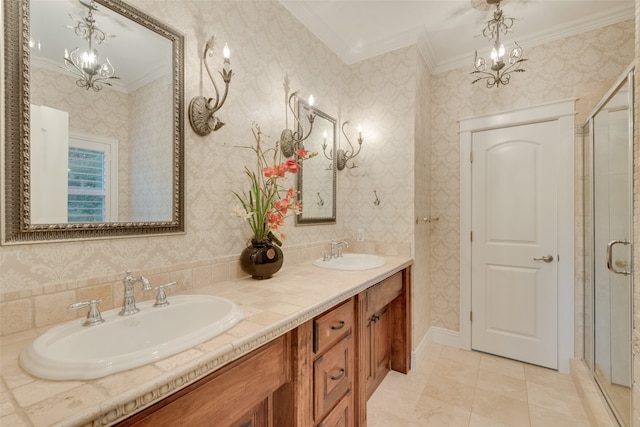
[[323, 121, 363, 170], [64, 0, 118, 92], [279, 92, 316, 157], [189, 36, 233, 136]]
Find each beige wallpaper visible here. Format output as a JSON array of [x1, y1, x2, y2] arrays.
[[29, 67, 133, 220], [413, 53, 433, 342], [2, 0, 429, 342], [1, 1, 349, 296], [1, 2, 635, 379], [129, 76, 174, 222], [342, 46, 428, 345], [429, 20, 635, 332]]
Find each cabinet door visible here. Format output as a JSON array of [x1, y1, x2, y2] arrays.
[[232, 398, 269, 427], [366, 307, 390, 399], [373, 308, 390, 386], [117, 335, 289, 427], [317, 391, 352, 427]]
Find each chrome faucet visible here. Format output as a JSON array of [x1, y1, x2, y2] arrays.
[[330, 241, 349, 258], [119, 270, 151, 316]]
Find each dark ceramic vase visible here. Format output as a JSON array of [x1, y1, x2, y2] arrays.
[[240, 239, 283, 280]]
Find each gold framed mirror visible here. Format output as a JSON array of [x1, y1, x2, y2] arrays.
[[3, 0, 184, 243], [296, 99, 336, 225]]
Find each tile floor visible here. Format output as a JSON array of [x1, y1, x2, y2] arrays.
[[367, 343, 590, 426]]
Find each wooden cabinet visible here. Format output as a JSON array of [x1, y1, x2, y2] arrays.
[[317, 390, 352, 427], [367, 306, 390, 397], [117, 266, 411, 427], [362, 272, 403, 398], [313, 299, 355, 426], [117, 334, 290, 427], [356, 269, 412, 424]]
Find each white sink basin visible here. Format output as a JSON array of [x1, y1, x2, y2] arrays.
[[20, 295, 244, 380], [313, 253, 386, 271]]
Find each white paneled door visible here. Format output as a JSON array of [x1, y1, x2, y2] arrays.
[[471, 121, 559, 369]]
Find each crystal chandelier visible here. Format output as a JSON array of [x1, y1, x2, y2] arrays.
[[64, 0, 118, 91], [471, 0, 527, 88]]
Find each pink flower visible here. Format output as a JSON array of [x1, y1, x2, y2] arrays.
[[268, 212, 284, 230], [275, 198, 290, 214], [284, 159, 299, 173], [296, 149, 309, 159], [263, 167, 279, 178]]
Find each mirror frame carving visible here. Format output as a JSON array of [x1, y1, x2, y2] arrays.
[[296, 100, 337, 225], [3, 0, 185, 243]]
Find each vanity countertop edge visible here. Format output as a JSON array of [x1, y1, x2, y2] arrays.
[[1, 255, 413, 427]]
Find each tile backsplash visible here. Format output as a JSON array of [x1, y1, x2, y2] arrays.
[[0, 240, 411, 336]]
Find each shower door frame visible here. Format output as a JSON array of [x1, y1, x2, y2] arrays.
[[586, 65, 634, 427]]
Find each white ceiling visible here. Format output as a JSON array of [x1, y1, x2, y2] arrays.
[[278, 0, 635, 73]]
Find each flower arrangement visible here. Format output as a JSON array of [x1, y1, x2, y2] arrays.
[[232, 124, 315, 246]]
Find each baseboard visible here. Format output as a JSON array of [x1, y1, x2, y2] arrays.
[[570, 358, 618, 427], [411, 326, 460, 370]]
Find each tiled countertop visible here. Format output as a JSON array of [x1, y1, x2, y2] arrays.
[[1, 255, 413, 427]]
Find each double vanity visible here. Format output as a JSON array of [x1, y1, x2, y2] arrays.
[[3, 254, 412, 426]]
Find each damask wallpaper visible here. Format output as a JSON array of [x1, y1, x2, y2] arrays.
[[0, 0, 636, 380], [428, 20, 635, 332], [29, 67, 132, 220]]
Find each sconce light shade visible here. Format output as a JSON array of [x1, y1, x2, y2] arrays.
[[189, 37, 233, 136]]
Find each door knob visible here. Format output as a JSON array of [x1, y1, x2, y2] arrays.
[[533, 255, 554, 263]]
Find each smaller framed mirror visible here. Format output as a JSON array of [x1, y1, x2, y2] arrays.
[[296, 100, 336, 224]]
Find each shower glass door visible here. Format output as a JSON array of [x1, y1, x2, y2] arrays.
[[588, 68, 633, 426]]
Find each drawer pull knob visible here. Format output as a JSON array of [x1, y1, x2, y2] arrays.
[[330, 368, 346, 381], [331, 320, 345, 330]]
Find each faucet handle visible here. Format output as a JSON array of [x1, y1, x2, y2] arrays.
[[68, 299, 105, 327], [153, 282, 177, 307], [140, 276, 151, 291]]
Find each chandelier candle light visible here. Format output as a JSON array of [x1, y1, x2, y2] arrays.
[[471, 0, 527, 88], [64, 0, 118, 91]]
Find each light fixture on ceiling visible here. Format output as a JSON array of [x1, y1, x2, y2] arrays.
[[64, 0, 119, 92], [279, 91, 316, 158], [189, 36, 233, 136], [471, 0, 527, 88], [322, 121, 364, 171]]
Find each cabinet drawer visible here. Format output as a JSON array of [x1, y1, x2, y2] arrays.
[[317, 390, 352, 427], [366, 272, 402, 316], [314, 333, 353, 420], [314, 299, 354, 354]]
